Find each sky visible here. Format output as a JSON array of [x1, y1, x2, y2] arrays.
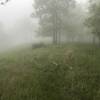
[[0, 0, 36, 50], [76, 0, 87, 4], [0, 0, 34, 28]]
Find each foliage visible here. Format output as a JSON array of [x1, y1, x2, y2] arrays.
[[32, 43, 47, 48], [86, 0, 100, 41]]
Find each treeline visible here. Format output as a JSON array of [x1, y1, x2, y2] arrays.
[[1, 0, 100, 45], [33, 0, 87, 44], [33, 0, 100, 45]]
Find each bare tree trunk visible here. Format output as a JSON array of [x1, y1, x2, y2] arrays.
[[55, 10, 58, 45], [52, 0, 62, 45], [52, 12, 56, 44]]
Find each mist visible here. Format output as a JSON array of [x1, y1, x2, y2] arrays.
[[0, 0, 35, 51], [0, 0, 100, 100], [0, 0, 90, 52]]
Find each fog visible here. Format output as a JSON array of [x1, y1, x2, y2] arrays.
[[0, 1, 100, 100], [0, 0, 34, 51], [0, 0, 89, 52]]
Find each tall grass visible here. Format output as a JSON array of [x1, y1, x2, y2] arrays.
[[0, 44, 99, 100]]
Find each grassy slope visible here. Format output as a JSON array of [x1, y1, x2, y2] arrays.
[[0, 44, 100, 100]]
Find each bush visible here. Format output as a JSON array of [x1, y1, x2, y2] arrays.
[[32, 43, 47, 49]]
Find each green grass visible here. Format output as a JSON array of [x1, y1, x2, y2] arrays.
[[0, 44, 100, 100]]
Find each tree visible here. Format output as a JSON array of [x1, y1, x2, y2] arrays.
[[62, 4, 88, 43], [86, 0, 100, 44], [34, 0, 75, 44]]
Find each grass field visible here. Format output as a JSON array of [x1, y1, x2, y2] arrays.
[[0, 44, 100, 100]]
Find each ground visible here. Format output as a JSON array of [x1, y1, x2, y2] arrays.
[[0, 43, 100, 100]]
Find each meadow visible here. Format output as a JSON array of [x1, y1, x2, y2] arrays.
[[0, 44, 100, 100]]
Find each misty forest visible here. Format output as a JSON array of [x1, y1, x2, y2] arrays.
[[0, 0, 100, 100]]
